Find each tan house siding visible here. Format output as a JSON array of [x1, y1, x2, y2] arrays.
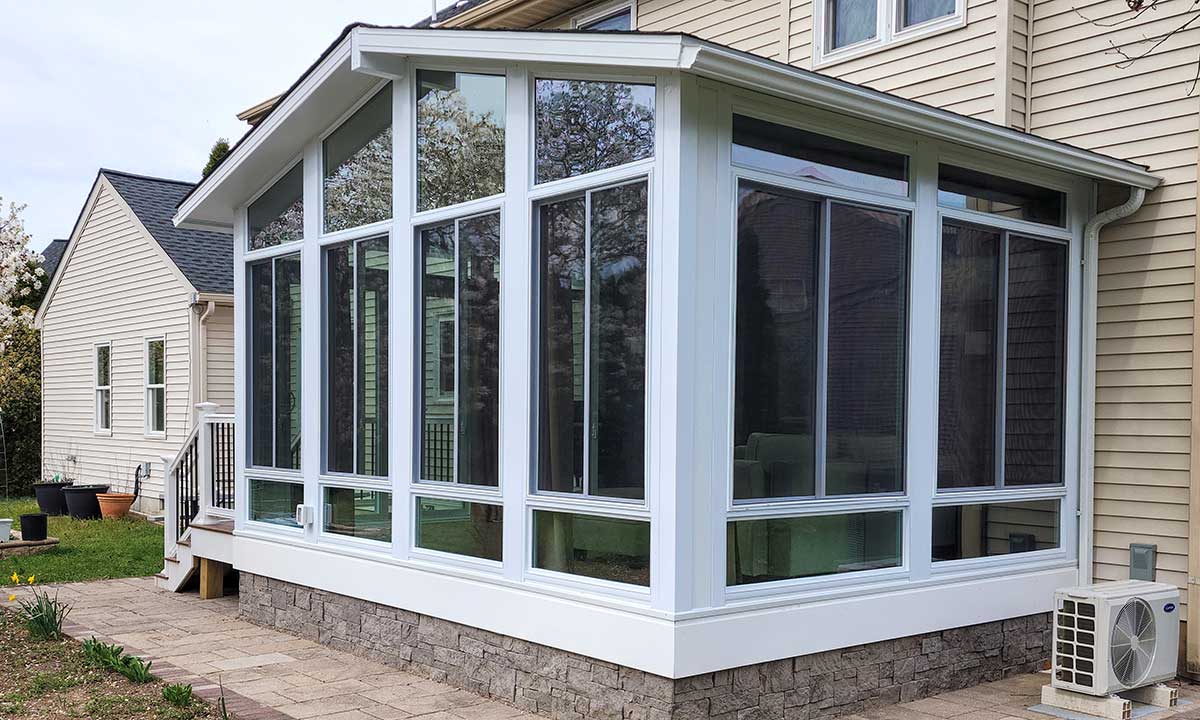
[[205, 303, 236, 411], [639, 0, 784, 57], [1028, 0, 1200, 597]]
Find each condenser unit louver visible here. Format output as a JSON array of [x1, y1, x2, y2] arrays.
[[1052, 581, 1179, 697]]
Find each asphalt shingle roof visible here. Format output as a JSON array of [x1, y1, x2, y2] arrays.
[[413, 0, 491, 27], [40, 238, 68, 282], [102, 169, 233, 295]]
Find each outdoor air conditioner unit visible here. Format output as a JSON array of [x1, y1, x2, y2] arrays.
[[1051, 580, 1180, 697]]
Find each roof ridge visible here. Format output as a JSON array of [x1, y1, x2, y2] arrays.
[[100, 168, 197, 188]]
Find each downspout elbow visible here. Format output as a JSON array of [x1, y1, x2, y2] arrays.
[[1084, 186, 1146, 243]]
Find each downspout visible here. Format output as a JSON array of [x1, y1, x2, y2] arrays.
[[197, 300, 215, 405], [1078, 185, 1146, 590]]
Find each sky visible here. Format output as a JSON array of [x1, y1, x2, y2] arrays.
[[0, 1, 436, 251]]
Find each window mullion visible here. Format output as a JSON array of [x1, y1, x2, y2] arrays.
[[452, 220, 462, 487], [995, 231, 1009, 490], [270, 258, 278, 468], [816, 199, 831, 499], [583, 190, 594, 498], [352, 242, 360, 476]]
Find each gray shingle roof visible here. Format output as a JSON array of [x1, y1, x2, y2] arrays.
[[40, 238, 68, 283], [102, 169, 233, 295], [412, 0, 491, 27]]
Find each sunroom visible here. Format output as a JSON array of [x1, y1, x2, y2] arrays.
[[175, 24, 1159, 716]]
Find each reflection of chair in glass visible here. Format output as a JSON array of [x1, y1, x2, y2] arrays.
[[728, 512, 898, 583], [733, 432, 814, 498]]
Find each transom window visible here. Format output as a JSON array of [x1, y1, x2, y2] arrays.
[[94, 343, 111, 433], [416, 70, 505, 212], [534, 79, 655, 184], [248, 162, 303, 251], [145, 338, 165, 435], [249, 254, 302, 470], [323, 84, 393, 233]]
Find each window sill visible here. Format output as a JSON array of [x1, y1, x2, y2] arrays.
[[812, 11, 966, 71], [94, 429, 112, 437]]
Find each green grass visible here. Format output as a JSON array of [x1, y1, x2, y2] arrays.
[[0, 498, 163, 584]]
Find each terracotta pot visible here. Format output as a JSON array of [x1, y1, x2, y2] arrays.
[[96, 493, 136, 520]]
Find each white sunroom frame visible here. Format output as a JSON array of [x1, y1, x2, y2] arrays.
[[175, 27, 1160, 680]]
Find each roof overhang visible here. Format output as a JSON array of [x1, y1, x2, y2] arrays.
[[175, 27, 1160, 231]]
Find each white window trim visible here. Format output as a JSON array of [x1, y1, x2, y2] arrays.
[[246, 252, 304, 474], [570, 0, 637, 30], [94, 341, 112, 436], [318, 78, 395, 239], [144, 336, 166, 438], [812, 0, 966, 70]]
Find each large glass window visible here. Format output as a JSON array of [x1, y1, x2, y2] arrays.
[[326, 236, 389, 477], [145, 338, 165, 435], [939, 164, 1066, 227], [932, 499, 1060, 561], [95, 343, 111, 432], [249, 254, 302, 470], [249, 479, 304, 527], [533, 511, 649, 586], [416, 70, 506, 212], [420, 212, 501, 487], [938, 221, 1067, 489], [323, 487, 392, 543], [733, 181, 908, 500], [248, 162, 304, 251], [534, 79, 655, 184], [902, 0, 955, 27], [828, 0, 877, 49], [579, 8, 633, 30], [538, 180, 648, 500], [728, 511, 902, 585], [324, 84, 393, 233], [415, 497, 503, 561]]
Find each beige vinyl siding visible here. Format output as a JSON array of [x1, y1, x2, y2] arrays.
[[40, 180, 196, 505], [638, 0, 783, 57], [1029, 0, 1200, 599], [205, 303, 235, 410]]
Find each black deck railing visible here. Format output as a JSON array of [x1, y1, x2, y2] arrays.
[[174, 437, 199, 540], [210, 421, 235, 511]]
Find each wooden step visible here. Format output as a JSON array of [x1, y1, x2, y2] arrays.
[[190, 520, 234, 535], [177, 538, 191, 547], [154, 572, 168, 580], [165, 556, 180, 565]]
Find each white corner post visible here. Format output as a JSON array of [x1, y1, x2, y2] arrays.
[[195, 401, 220, 517], [162, 452, 179, 549]]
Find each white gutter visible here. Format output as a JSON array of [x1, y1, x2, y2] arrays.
[[1076, 186, 1146, 593]]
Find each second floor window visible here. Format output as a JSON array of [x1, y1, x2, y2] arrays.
[[822, 0, 961, 58]]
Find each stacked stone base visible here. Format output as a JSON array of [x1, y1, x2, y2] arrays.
[[239, 573, 1050, 720]]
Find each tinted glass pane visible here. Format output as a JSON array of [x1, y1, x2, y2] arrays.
[[148, 340, 165, 385], [324, 85, 392, 233], [416, 70, 505, 212], [826, 204, 908, 495], [459, 214, 501, 488], [98, 389, 111, 430], [538, 197, 586, 494], [533, 511, 649, 586], [150, 388, 165, 433], [732, 115, 907, 196], [249, 479, 303, 527], [326, 244, 355, 474], [416, 497, 503, 561], [939, 164, 1065, 227], [96, 346, 110, 386], [581, 9, 632, 29], [275, 256, 302, 470], [932, 500, 1059, 561], [829, 0, 877, 48], [727, 511, 902, 585], [250, 263, 274, 467], [1005, 238, 1066, 486], [733, 184, 819, 500], [904, 0, 955, 26], [591, 183, 648, 499], [323, 487, 391, 542], [248, 162, 304, 250], [938, 223, 1000, 489], [534, 79, 654, 184], [357, 237, 389, 477], [421, 223, 456, 483]]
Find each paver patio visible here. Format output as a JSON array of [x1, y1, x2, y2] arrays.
[[12, 577, 1200, 720]]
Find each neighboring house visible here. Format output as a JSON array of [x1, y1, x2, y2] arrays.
[[168, 19, 1162, 720], [38, 238, 68, 286], [35, 169, 234, 512]]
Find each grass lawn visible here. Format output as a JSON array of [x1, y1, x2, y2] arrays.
[[0, 498, 164, 584], [0, 612, 215, 719]]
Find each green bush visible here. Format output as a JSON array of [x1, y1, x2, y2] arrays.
[[17, 588, 69, 640], [0, 321, 41, 496]]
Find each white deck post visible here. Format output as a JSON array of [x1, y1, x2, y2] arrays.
[[161, 452, 178, 549], [195, 402, 219, 518]]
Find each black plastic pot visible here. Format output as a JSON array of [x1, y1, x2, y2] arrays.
[[62, 484, 109, 520], [19, 513, 48, 542], [33, 481, 73, 516]]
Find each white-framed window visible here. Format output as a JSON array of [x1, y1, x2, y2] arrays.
[[572, 0, 636, 30], [248, 253, 302, 471], [322, 82, 393, 234], [144, 337, 165, 436], [94, 342, 112, 434], [813, 0, 965, 68]]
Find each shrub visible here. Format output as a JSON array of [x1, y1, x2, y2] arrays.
[[162, 683, 193, 707], [17, 588, 69, 640]]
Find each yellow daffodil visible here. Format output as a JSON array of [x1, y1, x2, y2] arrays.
[[26, 575, 34, 585], [9, 572, 17, 583], [7, 594, 14, 602]]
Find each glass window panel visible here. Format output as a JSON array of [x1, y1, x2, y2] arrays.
[[421, 223, 456, 483], [98, 390, 111, 430], [728, 511, 902, 585], [533, 510, 649, 586], [323, 84, 393, 233], [357, 238, 389, 477], [939, 164, 1066, 227], [904, 0, 955, 26], [249, 479, 303, 527], [829, 0, 877, 49], [537, 197, 586, 495], [438, 321, 455, 394], [581, 9, 632, 29], [1005, 238, 1066, 486], [733, 184, 819, 500], [534, 79, 655, 184], [323, 487, 392, 543], [732, 115, 908, 196], [415, 497, 503, 561], [150, 388, 165, 433], [590, 182, 648, 499], [416, 70, 506, 212], [96, 345, 110, 386], [250, 263, 274, 467], [326, 244, 355, 474], [938, 222, 1000, 489], [148, 340, 164, 385], [274, 256, 302, 470], [826, 204, 908, 495], [932, 500, 1059, 561], [248, 162, 304, 251]]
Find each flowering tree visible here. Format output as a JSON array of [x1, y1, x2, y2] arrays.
[[0, 199, 46, 332]]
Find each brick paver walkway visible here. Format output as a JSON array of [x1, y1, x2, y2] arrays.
[[17, 577, 1200, 720]]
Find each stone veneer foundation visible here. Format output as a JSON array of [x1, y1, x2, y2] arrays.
[[239, 573, 1051, 720]]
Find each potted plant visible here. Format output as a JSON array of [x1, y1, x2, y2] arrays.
[[62, 484, 110, 520], [0, 518, 11, 541], [97, 465, 142, 520], [33, 473, 73, 516], [19, 513, 48, 542]]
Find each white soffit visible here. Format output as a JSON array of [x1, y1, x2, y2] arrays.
[[175, 27, 1160, 231]]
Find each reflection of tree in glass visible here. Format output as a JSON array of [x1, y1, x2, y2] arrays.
[[535, 81, 655, 184], [325, 127, 393, 233], [250, 201, 303, 251], [417, 91, 505, 211]]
